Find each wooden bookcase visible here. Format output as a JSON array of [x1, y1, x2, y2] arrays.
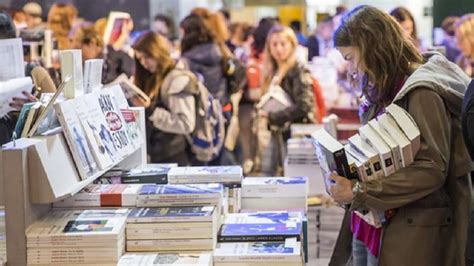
[[0, 107, 146, 266]]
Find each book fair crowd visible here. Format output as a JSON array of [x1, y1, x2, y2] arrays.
[[2, 1, 474, 266]]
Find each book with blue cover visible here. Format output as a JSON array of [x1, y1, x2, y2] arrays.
[[127, 206, 216, 223], [168, 166, 243, 184], [224, 211, 303, 225], [139, 184, 223, 196], [218, 223, 302, 242]]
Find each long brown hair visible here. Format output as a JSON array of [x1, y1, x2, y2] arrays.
[[262, 25, 298, 93], [334, 5, 423, 107], [132, 31, 175, 100]]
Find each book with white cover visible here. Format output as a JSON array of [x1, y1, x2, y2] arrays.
[[108, 84, 143, 150], [0, 38, 25, 81], [84, 59, 103, 94], [127, 206, 216, 223], [346, 151, 368, 182], [355, 210, 382, 228], [168, 166, 243, 184], [126, 238, 215, 252], [137, 184, 223, 207], [223, 211, 303, 225], [348, 134, 384, 179], [241, 197, 308, 212], [0, 77, 32, 118], [377, 113, 413, 167], [126, 221, 216, 240], [118, 252, 213, 266], [256, 83, 293, 113], [97, 88, 134, 158], [55, 99, 99, 180], [344, 145, 374, 182], [60, 49, 84, 99], [368, 119, 402, 171], [214, 241, 302, 263], [53, 184, 142, 207], [385, 104, 420, 156], [75, 95, 115, 169], [105, 73, 151, 107], [359, 124, 395, 176], [241, 176, 307, 198]]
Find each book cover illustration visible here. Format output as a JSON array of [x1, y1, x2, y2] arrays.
[[220, 223, 302, 237], [123, 165, 172, 178], [97, 89, 133, 157], [72, 120, 97, 177], [263, 177, 307, 185], [62, 219, 114, 233], [139, 184, 223, 195], [129, 207, 214, 219], [225, 212, 303, 225]]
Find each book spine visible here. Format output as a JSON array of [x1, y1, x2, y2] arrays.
[[380, 152, 395, 176], [121, 175, 167, 184], [126, 216, 211, 223], [213, 254, 301, 263], [334, 149, 356, 180], [218, 234, 301, 243]]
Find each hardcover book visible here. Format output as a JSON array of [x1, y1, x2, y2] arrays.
[[377, 113, 413, 167], [359, 124, 395, 176]]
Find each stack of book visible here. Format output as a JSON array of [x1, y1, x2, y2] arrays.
[[168, 166, 243, 214], [312, 103, 420, 227], [94, 163, 177, 185], [53, 184, 142, 208], [241, 176, 308, 212], [125, 206, 218, 252], [26, 209, 128, 265], [216, 212, 304, 265], [118, 252, 213, 265], [136, 184, 224, 208], [284, 138, 325, 196]]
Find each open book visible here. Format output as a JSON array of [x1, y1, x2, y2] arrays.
[[105, 73, 150, 107], [103, 11, 131, 46]]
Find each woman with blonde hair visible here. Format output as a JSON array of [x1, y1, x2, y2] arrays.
[[47, 3, 78, 49], [257, 25, 315, 175], [328, 5, 472, 265], [455, 14, 474, 77], [132, 32, 195, 165]]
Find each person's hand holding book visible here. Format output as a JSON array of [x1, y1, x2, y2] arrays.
[[326, 171, 353, 205], [9, 91, 38, 110]]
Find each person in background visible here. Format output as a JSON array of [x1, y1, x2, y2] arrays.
[[390, 7, 420, 48], [151, 14, 175, 41], [239, 17, 278, 175], [233, 24, 254, 63], [218, 9, 231, 29], [289, 20, 306, 46], [132, 32, 195, 165], [258, 25, 315, 175], [306, 16, 334, 61], [440, 16, 460, 62], [329, 5, 472, 266], [455, 14, 474, 77], [226, 22, 245, 53], [22, 2, 46, 31], [47, 3, 78, 49], [11, 8, 26, 30], [332, 4, 348, 30], [70, 25, 134, 84]]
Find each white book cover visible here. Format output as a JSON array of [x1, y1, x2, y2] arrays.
[[359, 124, 395, 176], [126, 238, 214, 252], [97, 88, 134, 157], [0, 38, 25, 81], [108, 84, 143, 150], [0, 77, 32, 118], [241, 177, 307, 198], [105, 73, 151, 107], [168, 166, 243, 183], [377, 113, 413, 167], [74, 96, 115, 169], [126, 222, 214, 240], [241, 197, 308, 213], [214, 241, 301, 262], [118, 252, 213, 266], [55, 99, 99, 180], [137, 184, 223, 201], [126, 206, 215, 224], [60, 49, 84, 99], [386, 104, 421, 157], [348, 134, 384, 179], [256, 83, 293, 113], [346, 151, 368, 182], [84, 59, 103, 94], [368, 119, 402, 171]]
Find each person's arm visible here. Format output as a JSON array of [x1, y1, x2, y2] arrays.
[[350, 88, 451, 211], [268, 68, 315, 127], [148, 76, 196, 135]]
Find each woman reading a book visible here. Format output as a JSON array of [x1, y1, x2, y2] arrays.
[[256, 25, 315, 175], [132, 32, 195, 165], [327, 5, 472, 266]]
